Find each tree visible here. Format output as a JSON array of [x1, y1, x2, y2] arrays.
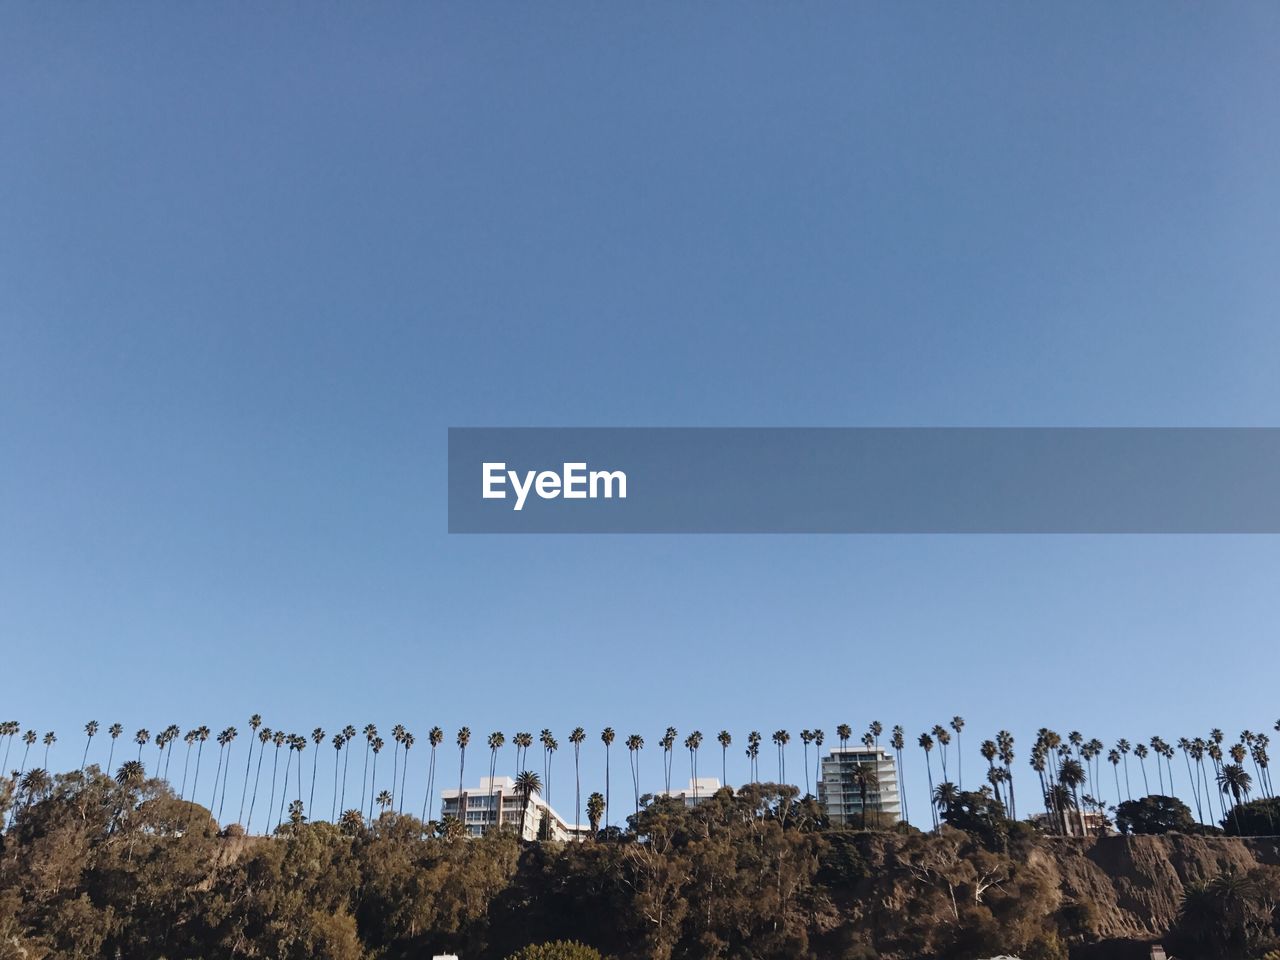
[[217, 726, 238, 822], [398, 730, 414, 814], [106, 722, 123, 775], [918, 733, 937, 828], [586, 791, 605, 835], [836, 723, 852, 752], [600, 727, 614, 827], [892, 725, 909, 825], [932, 781, 959, 820], [626, 733, 645, 815], [488, 731, 506, 795], [368, 735, 385, 823], [685, 731, 703, 799], [950, 716, 965, 790], [660, 726, 677, 791], [569, 726, 585, 833], [80, 720, 98, 772], [1115, 795, 1196, 835], [772, 729, 790, 784], [850, 760, 880, 828], [456, 727, 471, 823], [505, 941, 606, 960], [1058, 757, 1088, 838], [1116, 738, 1133, 800], [331, 731, 346, 821], [309, 726, 325, 817], [1218, 763, 1253, 834], [717, 730, 732, 787], [515, 770, 542, 838], [800, 730, 815, 794], [238, 712, 262, 825], [1220, 796, 1280, 837], [745, 731, 761, 783], [190, 725, 210, 802], [361, 723, 378, 817], [41, 731, 56, 768], [422, 725, 443, 823]]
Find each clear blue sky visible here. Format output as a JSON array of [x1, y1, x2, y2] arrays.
[[3, 4, 1279, 825]]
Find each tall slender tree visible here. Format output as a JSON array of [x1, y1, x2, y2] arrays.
[[455, 727, 471, 823], [660, 727, 677, 792], [309, 727, 325, 817], [685, 731, 703, 799], [422, 725, 443, 824], [361, 724, 378, 818], [42, 731, 56, 769], [918, 733, 937, 828], [80, 721, 99, 772], [601, 727, 616, 826], [892, 725, 909, 824], [487, 731, 505, 793], [218, 727, 238, 822], [340, 724, 356, 817], [247, 726, 272, 832], [569, 727, 586, 834], [717, 730, 732, 787], [626, 733, 644, 815], [398, 731, 414, 814], [331, 732, 346, 821], [190, 725, 210, 803], [772, 730, 790, 783], [238, 714, 262, 825], [837, 723, 852, 752], [105, 723, 123, 775], [265, 730, 285, 831], [368, 735, 384, 823], [514, 770, 542, 838], [586, 791, 605, 835], [813, 729, 825, 797], [950, 717, 965, 790]]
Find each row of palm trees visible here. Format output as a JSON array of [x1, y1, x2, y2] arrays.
[[2, 717, 1275, 835]]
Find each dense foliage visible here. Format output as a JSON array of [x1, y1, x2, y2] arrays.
[[0, 767, 1108, 960]]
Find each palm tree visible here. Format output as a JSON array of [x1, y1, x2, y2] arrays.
[[340, 724, 356, 816], [422, 725, 443, 823], [105, 723, 123, 775], [18, 729, 37, 778], [950, 717, 965, 790], [0, 721, 18, 775], [600, 727, 615, 827], [42, 731, 56, 768], [376, 789, 393, 816], [1108, 749, 1122, 807], [133, 728, 150, 766], [218, 727, 238, 822], [238, 713, 263, 825], [278, 734, 299, 829], [288, 798, 307, 827], [1150, 736, 1166, 794], [398, 731, 414, 814], [918, 733, 936, 828], [836, 723, 852, 752], [1177, 737, 1203, 823], [190, 725, 210, 803], [545, 736, 559, 804], [368, 736, 384, 823], [660, 727, 677, 792], [161, 724, 181, 781], [772, 730, 790, 783], [539, 729, 553, 798], [932, 725, 950, 783], [339, 808, 365, 834], [301, 727, 322, 817], [1218, 763, 1253, 833], [266, 730, 285, 831], [247, 726, 272, 832], [361, 724, 378, 816], [685, 731, 703, 799], [932, 781, 958, 821], [1116, 738, 1133, 800], [208, 727, 229, 811], [717, 730, 732, 787], [1134, 743, 1151, 795], [115, 759, 144, 788], [870, 721, 883, 750], [850, 760, 880, 829], [569, 727, 586, 834], [813, 729, 825, 796], [514, 769, 542, 837], [626, 734, 644, 814], [331, 732, 346, 821], [80, 721, 99, 772], [800, 730, 815, 794], [586, 790, 605, 835], [513, 731, 533, 778], [391, 724, 406, 808], [1058, 757, 1088, 837], [455, 727, 471, 823], [487, 731, 505, 794], [892, 726, 909, 824], [745, 736, 760, 784]]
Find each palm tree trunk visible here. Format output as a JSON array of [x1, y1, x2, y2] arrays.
[[81, 736, 92, 772], [574, 745, 582, 834], [309, 749, 319, 818], [239, 736, 255, 825], [604, 743, 611, 827], [369, 751, 379, 822], [248, 744, 267, 832], [210, 746, 225, 812], [180, 744, 193, 800], [219, 743, 233, 822], [192, 741, 205, 804], [266, 748, 279, 833]]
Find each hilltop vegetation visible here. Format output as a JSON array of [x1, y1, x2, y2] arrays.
[[4, 767, 1280, 960]]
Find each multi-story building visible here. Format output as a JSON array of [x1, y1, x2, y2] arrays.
[[656, 777, 723, 806], [439, 776, 588, 841], [817, 747, 901, 826]]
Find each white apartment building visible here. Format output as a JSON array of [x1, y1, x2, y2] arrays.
[[817, 747, 902, 825], [656, 777, 723, 806], [439, 776, 589, 841]]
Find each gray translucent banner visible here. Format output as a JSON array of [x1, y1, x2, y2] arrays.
[[447, 428, 1280, 533]]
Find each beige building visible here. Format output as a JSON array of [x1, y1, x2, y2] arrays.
[[817, 747, 902, 825], [440, 776, 589, 841]]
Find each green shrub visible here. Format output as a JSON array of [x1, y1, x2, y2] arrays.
[[505, 940, 608, 960]]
